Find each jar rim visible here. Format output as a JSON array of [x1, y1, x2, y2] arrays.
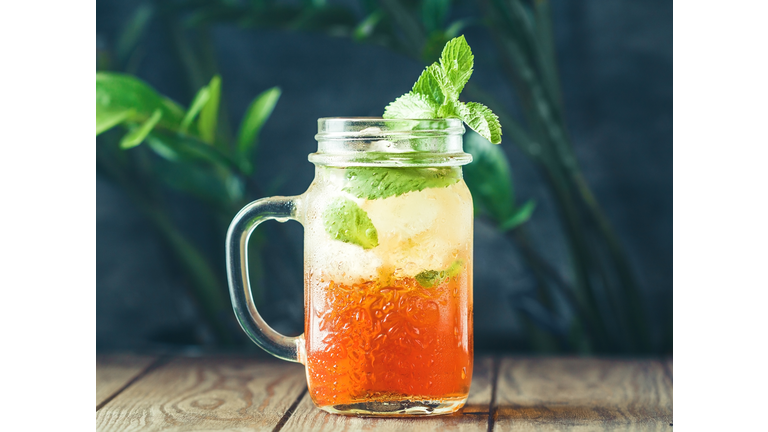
[[311, 117, 471, 167], [316, 117, 465, 140]]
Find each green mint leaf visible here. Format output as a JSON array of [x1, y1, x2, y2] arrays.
[[412, 63, 455, 104], [120, 109, 162, 149], [343, 167, 460, 200], [382, 35, 502, 144], [437, 97, 470, 119], [462, 102, 502, 144], [439, 35, 474, 95], [323, 197, 379, 250], [415, 260, 464, 288], [383, 93, 439, 119]]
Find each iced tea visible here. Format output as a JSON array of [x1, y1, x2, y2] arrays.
[[303, 166, 473, 415]]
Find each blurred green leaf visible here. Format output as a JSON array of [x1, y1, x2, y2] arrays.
[[463, 130, 516, 221], [290, 5, 358, 35], [120, 109, 162, 149], [533, 0, 563, 118], [116, 3, 154, 68], [150, 154, 235, 211], [236, 5, 303, 28], [421, 31, 446, 64], [180, 86, 211, 134], [500, 200, 536, 231], [444, 19, 471, 39], [198, 75, 221, 144], [303, 0, 327, 7], [354, 10, 383, 40], [96, 108, 135, 135], [421, 0, 450, 34], [96, 73, 185, 135], [145, 130, 242, 173], [237, 86, 281, 159]]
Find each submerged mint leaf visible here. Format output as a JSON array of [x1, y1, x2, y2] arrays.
[[343, 167, 461, 200], [383, 93, 439, 119], [415, 270, 440, 288], [323, 197, 379, 250], [415, 260, 464, 288]]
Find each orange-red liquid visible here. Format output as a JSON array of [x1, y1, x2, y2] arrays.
[[305, 273, 473, 407]]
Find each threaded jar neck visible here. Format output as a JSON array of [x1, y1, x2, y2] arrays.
[[310, 117, 471, 167]]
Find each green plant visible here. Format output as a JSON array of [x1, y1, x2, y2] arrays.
[[96, 71, 281, 345]]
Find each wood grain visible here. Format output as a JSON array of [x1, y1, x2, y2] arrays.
[[97, 354, 158, 409], [96, 355, 307, 432], [492, 357, 673, 431], [95, 355, 674, 431], [279, 356, 494, 432]]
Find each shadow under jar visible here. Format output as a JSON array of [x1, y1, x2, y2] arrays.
[[226, 118, 474, 416]]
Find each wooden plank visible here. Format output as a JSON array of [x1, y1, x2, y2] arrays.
[[96, 355, 307, 432], [492, 357, 673, 431], [665, 358, 673, 383], [279, 356, 494, 432], [97, 354, 158, 409]]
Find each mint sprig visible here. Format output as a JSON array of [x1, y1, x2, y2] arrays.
[[383, 35, 502, 145]]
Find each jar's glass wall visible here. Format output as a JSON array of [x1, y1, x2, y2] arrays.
[[300, 164, 474, 415]]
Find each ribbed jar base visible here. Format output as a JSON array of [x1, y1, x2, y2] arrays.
[[317, 396, 467, 417]]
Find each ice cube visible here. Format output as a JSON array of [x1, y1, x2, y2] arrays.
[[362, 182, 473, 276], [362, 188, 440, 239], [305, 204, 383, 283]]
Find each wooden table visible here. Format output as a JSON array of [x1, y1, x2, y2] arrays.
[[96, 353, 672, 431]]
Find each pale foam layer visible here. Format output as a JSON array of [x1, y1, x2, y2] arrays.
[[305, 181, 472, 284]]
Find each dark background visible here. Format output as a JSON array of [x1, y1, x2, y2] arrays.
[[96, 0, 671, 352]]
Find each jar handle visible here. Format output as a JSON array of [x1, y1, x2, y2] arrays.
[[226, 196, 304, 363]]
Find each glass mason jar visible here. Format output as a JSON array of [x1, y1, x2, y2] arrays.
[[226, 118, 473, 416]]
